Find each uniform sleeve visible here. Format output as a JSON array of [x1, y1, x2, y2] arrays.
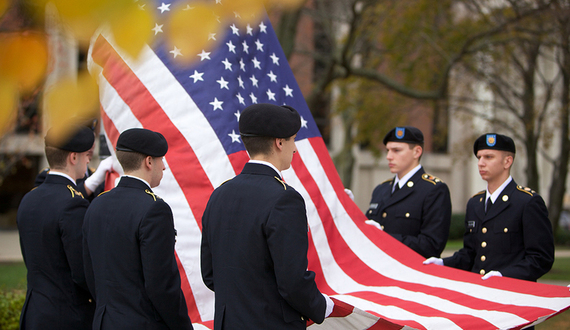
[[392, 183, 451, 258], [82, 210, 95, 298], [200, 200, 214, 291], [60, 197, 90, 291], [139, 200, 193, 329], [499, 195, 554, 280], [443, 201, 477, 271], [266, 189, 327, 324]]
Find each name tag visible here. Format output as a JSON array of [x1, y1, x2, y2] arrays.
[[369, 203, 378, 210], [467, 221, 476, 229]]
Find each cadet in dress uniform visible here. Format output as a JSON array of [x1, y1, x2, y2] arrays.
[[83, 128, 192, 330], [425, 133, 554, 283], [34, 119, 112, 201], [18, 126, 95, 329], [366, 126, 451, 258], [201, 103, 333, 330]]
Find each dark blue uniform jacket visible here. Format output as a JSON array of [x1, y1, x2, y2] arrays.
[[83, 177, 192, 329], [18, 174, 94, 329], [201, 163, 326, 330], [366, 168, 451, 258], [443, 180, 554, 281]]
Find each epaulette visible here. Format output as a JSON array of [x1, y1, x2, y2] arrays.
[[381, 178, 393, 184], [96, 190, 110, 198], [472, 190, 485, 198], [145, 189, 162, 201], [274, 176, 287, 190], [218, 178, 232, 187], [516, 185, 536, 196], [67, 185, 84, 199], [422, 173, 443, 185]]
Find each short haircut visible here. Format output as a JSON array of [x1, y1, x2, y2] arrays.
[[242, 135, 293, 157], [116, 150, 147, 172], [504, 151, 515, 160], [45, 146, 70, 170], [406, 142, 424, 161]]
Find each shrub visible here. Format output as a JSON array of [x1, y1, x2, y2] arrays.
[[0, 288, 25, 330], [449, 213, 465, 240]]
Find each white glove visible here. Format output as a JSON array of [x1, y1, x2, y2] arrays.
[[365, 220, 383, 231], [482, 270, 502, 280], [322, 294, 334, 318], [423, 257, 444, 266], [84, 157, 114, 192], [344, 188, 354, 201]]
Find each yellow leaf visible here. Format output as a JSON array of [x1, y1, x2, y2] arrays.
[[34, 0, 136, 45], [110, 6, 154, 59], [217, 0, 266, 27], [0, 32, 48, 95], [166, 3, 222, 64], [43, 71, 99, 144], [0, 78, 18, 137], [0, 0, 9, 19]]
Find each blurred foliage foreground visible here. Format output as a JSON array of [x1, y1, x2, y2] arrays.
[[0, 0, 303, 143]]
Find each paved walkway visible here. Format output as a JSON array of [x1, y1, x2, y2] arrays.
[[0, 230, 22, 262]]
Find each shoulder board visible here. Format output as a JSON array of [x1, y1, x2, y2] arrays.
[[472, 190, 485, 198], [274, 176, 287, 190], [381, 178, 393, 184], [145, 189, 162, 201], [67, 185, 84, 199], [96, 190, 110, 198], [516, 185, 536, 196], [422, 173, 443, 185], [218, 178, 232, 187], [38, 167, 49, 174]]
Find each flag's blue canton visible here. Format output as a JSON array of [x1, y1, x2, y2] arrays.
[[151, 1, 321, 156]]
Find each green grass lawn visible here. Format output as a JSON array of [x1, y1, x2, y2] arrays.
[[0, 262, 26, 290]]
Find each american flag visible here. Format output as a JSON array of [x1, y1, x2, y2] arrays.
[[88, 1, 570, 328]]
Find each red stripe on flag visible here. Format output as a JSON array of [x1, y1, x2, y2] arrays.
[[294, 139, 552, 329], [175, 251, 202, 323], [227, 150, 249, 177], [91, 34, 213, 231]]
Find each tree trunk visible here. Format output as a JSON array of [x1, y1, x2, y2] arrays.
[[548, 13, 570, 238], [521, 42, 541, 190]]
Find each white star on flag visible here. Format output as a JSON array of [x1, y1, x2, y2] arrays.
[[157, 2, 170, 13], [216, 77, 229, 90], [170, 46, 182, 58], [270, 53, 279, 65], [267, 71, 277, 82], [222, 58, 232, 71], [152, 23, 163, 35], [198, 50, 211, 61], [209, 97, 223, 110], [226, 40, 236, 53], [255, 39, 264, 51], [228, 130, 241, 143], [189, 70, 204, 83], [283, 84, 293, 97]]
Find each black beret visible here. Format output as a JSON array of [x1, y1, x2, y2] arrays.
[[473, 133, 516, 155], [239, 103, 301, 138], [45, 126, 94, 152], [116, 128, 168, 157], [383, 126, 424, 145]]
